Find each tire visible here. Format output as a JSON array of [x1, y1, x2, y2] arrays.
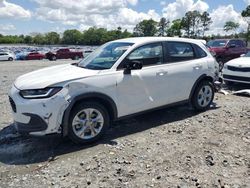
[[8, 57, 13, 61], [191, 80, 215, 111], [52, 55, 57, 61], [68, 102, 110, 144]]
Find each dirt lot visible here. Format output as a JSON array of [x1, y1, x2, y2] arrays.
[[0, 60, 249, 188]]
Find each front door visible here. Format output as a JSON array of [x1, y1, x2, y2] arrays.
[[116, 42, 169, 117]]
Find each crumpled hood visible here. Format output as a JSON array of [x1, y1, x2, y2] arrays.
[[226, 57, 250, 67], [14, 64, 99, 90]]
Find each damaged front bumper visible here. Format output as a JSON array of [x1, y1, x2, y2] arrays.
[[9, 85, 69, 136]]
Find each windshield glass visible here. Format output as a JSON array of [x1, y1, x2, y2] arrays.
[[79, 42, 134, 70], [207, 40, 227, 47]]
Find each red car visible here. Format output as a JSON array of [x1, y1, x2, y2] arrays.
[[46, 49, 83, 61], [207, 39, 248, 63], [26, 52, 45, 60]]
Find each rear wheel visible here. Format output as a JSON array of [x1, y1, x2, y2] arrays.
[[191, 80, 214, 111], [52, 55, 57, 61], [68, 102, 110, 144], [8, 57, 13, 61]]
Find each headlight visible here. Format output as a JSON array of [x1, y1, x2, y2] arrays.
[[19, 87, 62, 99]]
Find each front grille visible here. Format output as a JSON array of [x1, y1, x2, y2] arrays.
[[223, 74, 250, 82], [9, 96, 16, 113], [228, 66, 250, 72]]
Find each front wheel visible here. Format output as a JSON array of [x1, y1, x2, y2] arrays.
[[191, 80, 215, 111], [68, 102, 110, 144]]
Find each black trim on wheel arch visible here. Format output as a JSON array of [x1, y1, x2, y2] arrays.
[[15, 113, 48, 134], [189, 74, 214, 101], [62, 92, 118, 137]]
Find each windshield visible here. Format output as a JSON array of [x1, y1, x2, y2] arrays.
[[207, 40, 227, 48], [79, 42, 134, 70]]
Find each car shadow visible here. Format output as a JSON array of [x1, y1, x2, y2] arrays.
[[0, 103, 220, 165]]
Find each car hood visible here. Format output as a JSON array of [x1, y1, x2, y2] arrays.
[[14, 64, 99, 90], [226, 57, 250, 67]]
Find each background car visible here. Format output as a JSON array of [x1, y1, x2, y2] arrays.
[[223, 51, 250, 85], [46, 48, 83, 61], [26, 52, 45, 60], [207, 39, 248, 65], [15, 52, 28, 60], [0, 52, 15, 61]]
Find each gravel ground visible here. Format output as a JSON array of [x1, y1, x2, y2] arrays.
[[0, 60, 249, 188]]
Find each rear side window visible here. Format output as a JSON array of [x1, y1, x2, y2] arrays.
[[167, 42, 195, 62], [194, 44, 207, 58]]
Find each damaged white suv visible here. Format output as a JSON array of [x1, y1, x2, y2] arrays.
[[9, 37, 218, 144]]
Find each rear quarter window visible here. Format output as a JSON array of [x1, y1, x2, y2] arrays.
[[193, 44, 207, 58], [167, 42, 195, 62]]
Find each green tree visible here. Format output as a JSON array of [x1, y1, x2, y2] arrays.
[[32, 34, 46, 45], [181, 11, 211, 38], [241, 5, 250, 41], [157, 17, 170, 36], [167, 19, 182, 37], [62, 29, 82, 45], [181, 11, 193, 37], [200, 11, 212, 37], [82, 27, 108, 45], [133, 19, 158, 37], [45, 32, 60, 45], [24, 35, 33, 44], [224, 21, 240, 35], [121, 29, 132, 38]]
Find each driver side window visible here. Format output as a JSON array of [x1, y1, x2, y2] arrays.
[[127, 43, 163, 67]]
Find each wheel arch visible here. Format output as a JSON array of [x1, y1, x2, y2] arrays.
[[189, 74, 214, 101], [61, 92, 118, 137]]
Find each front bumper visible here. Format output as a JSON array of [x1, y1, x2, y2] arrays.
[[223, 68, 250, 84], [9, 85, 69, 136], [15, 113, 48, 134]]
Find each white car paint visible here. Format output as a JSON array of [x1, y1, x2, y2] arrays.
[[15, 64, 100, 90], [223, 54, 250, 84], [9, 37, 218, 136], [0, 51, 15, 61]]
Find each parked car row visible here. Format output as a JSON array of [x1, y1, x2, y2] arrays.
[[0, 46, 95, 61]]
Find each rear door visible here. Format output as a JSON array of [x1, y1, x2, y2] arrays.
[[162, 41, 207, 104]]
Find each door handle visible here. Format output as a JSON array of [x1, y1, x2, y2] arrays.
[[193, 64, 202, 70], [156, 70, 168, 76]]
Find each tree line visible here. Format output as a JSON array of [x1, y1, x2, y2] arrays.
[[0, 5, 249, 45]]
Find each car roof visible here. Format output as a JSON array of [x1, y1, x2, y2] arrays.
[[113, 37, 205, 46]]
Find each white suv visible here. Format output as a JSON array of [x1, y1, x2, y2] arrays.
[[9, 37, 218, 143]]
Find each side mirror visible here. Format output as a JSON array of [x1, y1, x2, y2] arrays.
[[124, 60, 143, 74]]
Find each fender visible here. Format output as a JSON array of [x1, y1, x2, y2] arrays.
[[61, 92, 118, 137], [189, 74, 214, 101]]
